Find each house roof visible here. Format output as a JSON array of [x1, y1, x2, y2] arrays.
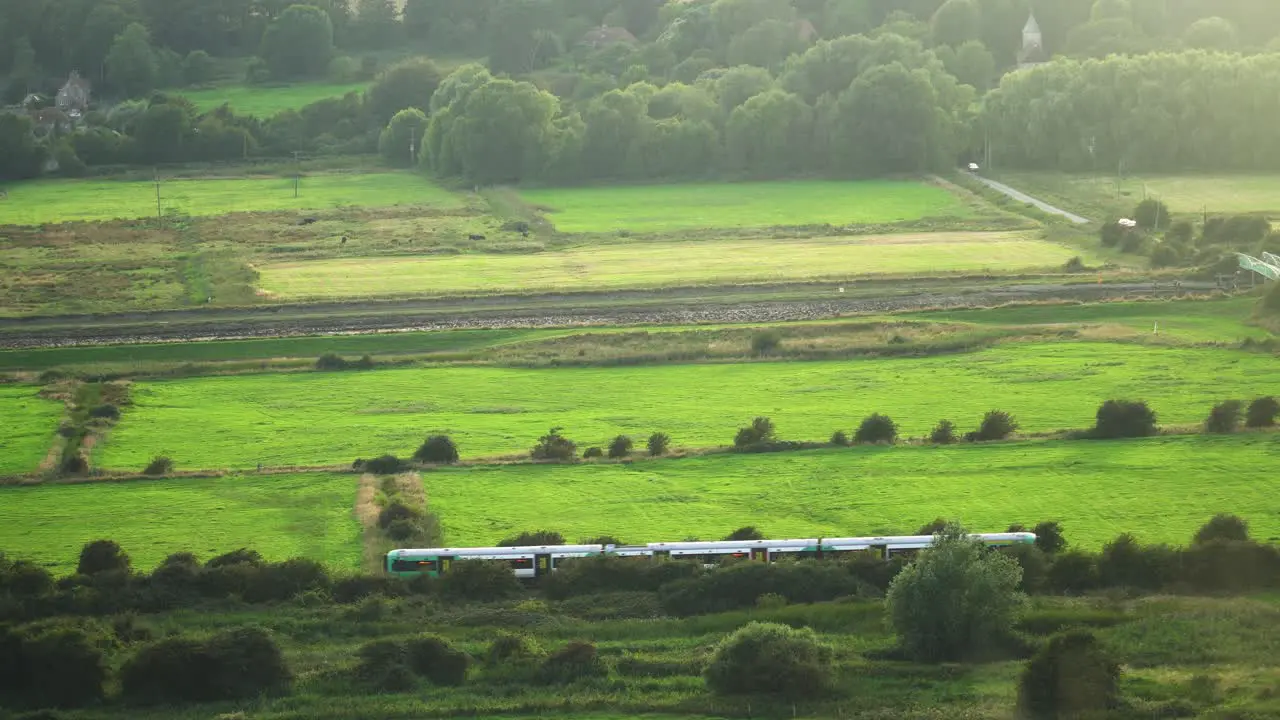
[[581, 24, 638, 47], [1023, 13, 1041, 35]]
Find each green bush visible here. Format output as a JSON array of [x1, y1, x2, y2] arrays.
[[205, 548, 263, 568], [438, 561, 522, 602], [487, 632, 545, 666], [1193, 514, 1249, 545], [1262, 279, 1280, 314], [499, 530, 565, 547], [544, 556, 700, 600], [413, 435, 459, 463], [723, 526, 764, 541], [1205, 399, 1244, 433], [733, 416, 776, 447], [243, 559, 329, 603], [88, 404, 120, 420], [1033, 521, 1067, 555], [355, 639, 414, 691], [405, 635, 469, 686], [77, 540, 130, 576], [607, 435, 633, 459], [0, 624, 106, 709], [1093, 399, 1159, 438], [1046, 550, 1099, 594], [854, 413, 898, 444], [536, 641, 608, 685], [386, 519, 418, 541], [378, 501, 420, 529], [1097, 534, 1178, 591], [1245, 396, 1279, 427], [974, 410, 1019, 441], [1133, 198, 1171, 230], [1017, 630, 1120, 719], [705, 622, 833, 698], [916, 518, 949, 535], [120, 626, 290, 704], [929, 419, 957, 444], [364, 455, 408, 474], [531, 427, 577, 461], [0, 557, 54, 597], [647, 432, 671, 456], [886, 524, 1027, 662], [830, 430, 850, 446], [659, 560, 866, 616], [751, 330, 782, 355], [315, 353, 347, 370], [1001, 543, 1049, 594], [582, 446, 603, 459], [142, 456, 173, 475]]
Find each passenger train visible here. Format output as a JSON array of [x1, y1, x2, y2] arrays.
[[385, 532, 1037, 579]]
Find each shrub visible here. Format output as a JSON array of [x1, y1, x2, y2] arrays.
[[206, 548, 263, 568], [1193, 514, 1249, 545], [315, 353, 347, 370], [378, 501, 421, 529], [1263, 279, 1280, 314], [733, 416, 776, 447], [1204, 400, 1243, 433], [1000, 543, 1049, 594], [607, 435, 633, 459], [1246, 396, 1279, 428], [487, 632, 544, 666], [659, 560, 866, 616], [364, 454, 408, 474], [1017, 630, 1120, 719], [0, 559, 54, 597], [77, 540, 130, 576], [929, 419, 957, 444], [1093, 400, 1159, 439], [1046, 550, 1100, 594], [1032, 521, 1067, 555], [1133, 198, 1171, 230], [355, 639, 414, 691], [243, 559, 329, 603], [886, 524, 1027, 662], [543, 556, 697, 600], [88, 404, 120, 420], [916, 518, 948, 535], [829, 430, 850, 446], [60, 454, 88, 474], [499, 530, 565, 547], [413, 435, 459, 464], [751, 330, 782, 355], [974, 410, 1018, 441], [724, 526, 764, 541], [536, 641, 608, 685], [1097, 534, 1178, 591], [531, 427, 577, 461], [120, 626, 290, 704], [438, 560, 522, 601], [705, 622, 833, 698], [386, 519, 418, 541], [1, 625, 106, 709], [405, 635, 469, 686], [583, 446, 603, 459], [142, 456, 173, 475], [647, 432, 671, 456], [1062, 256, 1086, 273], [854, 413, 898, 444]]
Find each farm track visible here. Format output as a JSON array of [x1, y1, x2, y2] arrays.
[[0, 280, 1218, 350]]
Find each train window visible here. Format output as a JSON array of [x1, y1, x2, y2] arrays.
[[507, 558, 533, 570], [391, 559, 435, 572]]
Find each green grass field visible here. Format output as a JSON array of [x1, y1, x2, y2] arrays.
[[180, 81, 369, 116], [94, 343, 1280, 471], [991, 172, 1280, 219], [0, 473, 361, 573], [0, 173, 462, 225], [427, 434, 1280, 549], [518, 180, 973, 233], [0, 386, 61, 476], [259, 232, 1085, 299]]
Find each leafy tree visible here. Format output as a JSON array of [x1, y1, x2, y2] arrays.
[[0, 114, 46, 181], [443, 78, 559, 184], [499, 530, 565, 547], [1093, 399, 1159, 439], [750, 329, 783, 354], [531, 427, 577, 461], [929, 419, 957, 444], [1184, 16, 1238, 51], [917, 518, 949, 535], [821, 0, 873, 37], [830, 430, 850, 446], [940, 40, 995, 91], [827, 61, 946, 175], [1133, 198, 1170, 230], [854, 413, 898, 444], [734, 417, 777, 447], [366, 57, 444, 125], [710, 0, 795, 40], [727, 19, 808, 72], [79, 1, 138, 81], [1205, 400, 1243, 434], [1017, 630, 1121, 719], [1032, 521, 1067, 555], [143, 456, 174, 475], [414, 434, 459, 464], [607, 435, 633, 459], [183, 50, 217, 85], [647, 432, 671, 456], [705, 622, 833, 698], [1193, 514, 1249, 545], [378, 108, 429, 167], [487, 0, 561, 75], [974, 410, 1018, 441], [1091, 0, 1133, 22], [931, 0, 982, 48], [726, 90, 814, 176], [261, 4, 334, 79], [1245, 396, 1279, 428], [583, 446, 604, 459], [715, 64, 775, 113], [106, 22, 157, 97], [78, 539, 131, 575], [351, 0, 402, 49], [886, 524, 1026, 662], [723, 526, 765, 541]]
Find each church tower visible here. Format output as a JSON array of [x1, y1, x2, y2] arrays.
[[1018, 13, 1047, 70]]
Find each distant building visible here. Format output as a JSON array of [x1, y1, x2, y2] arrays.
[[1017, 13, 1049, 70], [55, 71, 91, 117]]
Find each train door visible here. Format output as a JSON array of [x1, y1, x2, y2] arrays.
[[653, 550, 670, 562], [750, 547, 769, 562], [535, 553, 552, 578], [438, 556, 455, 575], [871, 544, 888, 560]]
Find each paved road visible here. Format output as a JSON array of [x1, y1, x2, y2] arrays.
[[966, 172, 1091, 225]]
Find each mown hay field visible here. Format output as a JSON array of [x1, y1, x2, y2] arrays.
[[426, 434, 1280, 550], [94, 343, 1280, 471], [0, 473, 361, 573], [259, 231, 1086, 299], [517, 180, 974, 233], [0, 386, 61, 476], [0, 172, 462, 225], [180, 81, 369, 116]]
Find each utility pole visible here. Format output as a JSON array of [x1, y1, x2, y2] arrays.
[[154, 167, 162, 228], [292, 150, 302, 198], [409, 128, 417, 167]]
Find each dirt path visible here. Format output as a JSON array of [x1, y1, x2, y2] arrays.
[[965, 171, 1091, 224]]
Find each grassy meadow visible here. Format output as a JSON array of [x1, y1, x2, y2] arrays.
[[427, 434, 1280, 549], [180, 81, 369, 116], [518, 180, 974, 233], [991, 172, 1280, 219], [259, 231, 1086, 299], [93, 343, 1280, 471], [0, 473, 361, 573], [0, 172, 461, 225], [0, 386, 62, 476]]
